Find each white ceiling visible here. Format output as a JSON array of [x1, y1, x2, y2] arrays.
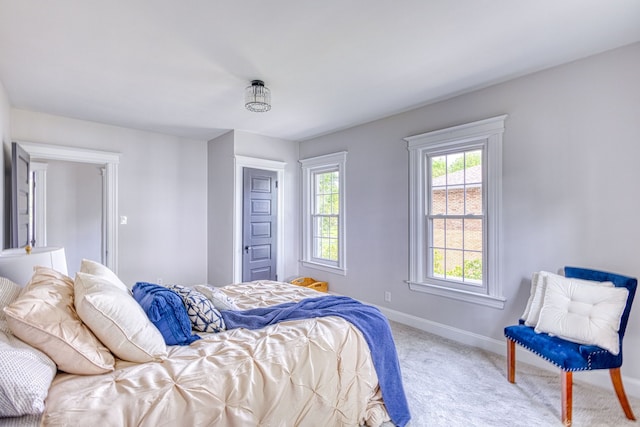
[[1, 1, 639, 142]]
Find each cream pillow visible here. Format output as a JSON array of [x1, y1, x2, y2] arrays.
[[3, 267, 115, 374], [524, 272, 614, 327], [74, 272, 167, 363], [79, 259, 129, 292], [535, 276, 628, 355]]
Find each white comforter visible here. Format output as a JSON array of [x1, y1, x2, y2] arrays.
[[41, 281, 390, 426]]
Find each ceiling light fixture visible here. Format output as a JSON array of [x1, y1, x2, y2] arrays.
[[245, 80, 271, 112]]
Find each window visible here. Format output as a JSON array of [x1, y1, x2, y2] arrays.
[[300, 152, 347, 274], [404, 116, 506, 308]]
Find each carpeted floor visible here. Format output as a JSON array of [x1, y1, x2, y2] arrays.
[[386, 321, 640, 427]]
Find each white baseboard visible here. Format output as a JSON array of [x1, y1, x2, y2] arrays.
[[376, 305, 640, 399]]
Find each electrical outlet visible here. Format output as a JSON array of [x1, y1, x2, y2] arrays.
[[157, 278, 163, 285], [384, 291, 391, 302]]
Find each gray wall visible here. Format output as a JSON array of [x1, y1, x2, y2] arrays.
[[299, 42, 640, 391], [9, 110, 209, 286], [207, 131, 235, 285]]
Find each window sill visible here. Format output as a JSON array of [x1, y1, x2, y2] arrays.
[[301, 260, 347, 276], [406, 280, 505, 309]]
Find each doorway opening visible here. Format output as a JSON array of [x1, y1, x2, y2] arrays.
[[12, 141, 120, 273]]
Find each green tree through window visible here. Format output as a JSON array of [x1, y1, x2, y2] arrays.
[[431, 151, 481, 178]]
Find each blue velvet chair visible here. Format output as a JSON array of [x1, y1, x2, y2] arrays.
[[504, 267, 637, 426]]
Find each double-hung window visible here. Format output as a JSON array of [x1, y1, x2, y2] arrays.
[[300, 152, 347, 274], [404, 116, 506, 308]]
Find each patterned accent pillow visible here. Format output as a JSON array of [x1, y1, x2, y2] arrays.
[[0, 277, 22, 334], [165, 284, 226, 333], [0, 331, 57, 416], [0, 277, 57, 417], [194, 284, 239, 311]]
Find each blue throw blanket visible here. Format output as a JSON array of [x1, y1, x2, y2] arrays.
[[221, 295, 411, 427], [133, 282, 201, 346]]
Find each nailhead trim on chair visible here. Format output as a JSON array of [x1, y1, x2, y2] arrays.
[[505, 335, 609, 372]]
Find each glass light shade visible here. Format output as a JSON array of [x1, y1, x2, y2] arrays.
[[245, 80, 271, 112]]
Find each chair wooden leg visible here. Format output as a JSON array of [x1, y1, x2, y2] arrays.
[[610, 368, 636, 420], [507, 338, 516, 383], [562, 371, 572, 426]]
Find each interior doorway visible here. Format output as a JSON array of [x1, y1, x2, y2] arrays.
[[12, 141, 120, 273]]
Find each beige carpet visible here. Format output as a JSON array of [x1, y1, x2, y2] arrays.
[[386, 321, 640, 427]]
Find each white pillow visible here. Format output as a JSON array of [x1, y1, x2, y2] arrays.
[[0, 331, 57, 417], [535, 276, 628, 355], [524, 271, 552, 327], [195, 284, 239, 311], [520, 272, 540, 321], [524, 271, 613, 327], [79, 259, 129, 292], [74, 272, 167, 363]]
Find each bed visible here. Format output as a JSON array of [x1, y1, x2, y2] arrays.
[[1, 270, 409, 427]]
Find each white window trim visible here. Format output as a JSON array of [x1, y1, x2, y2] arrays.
[[300, 151, 347, 275], [404, 116, 507, 309]]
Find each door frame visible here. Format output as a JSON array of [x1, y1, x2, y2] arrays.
[[15, 141, 120, 273], [233, 156, 285, 283]]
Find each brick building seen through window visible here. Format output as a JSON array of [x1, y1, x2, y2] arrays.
[[429, 162, 483, 284]]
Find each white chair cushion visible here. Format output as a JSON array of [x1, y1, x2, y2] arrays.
[[74, 272, 167, 363], [535, 274, 628, 355], [524, 271, 613, 327], [521, 271, 541, 321]]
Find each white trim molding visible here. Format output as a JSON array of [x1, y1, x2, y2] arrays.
[[29, 162, 48, 247], [233, 155, 286, 283], [17, 141, 120, 273], [403, 115, 507, 309]]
